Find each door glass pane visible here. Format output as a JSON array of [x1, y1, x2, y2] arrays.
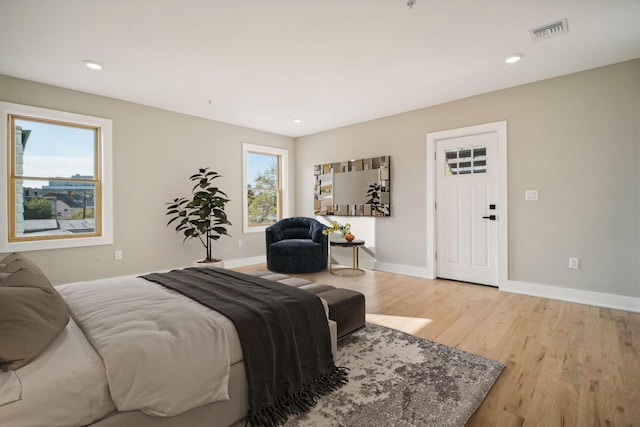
[[472, 146, 487, 174], [445, 149, 458, 176], [444, 145, 487, 176]]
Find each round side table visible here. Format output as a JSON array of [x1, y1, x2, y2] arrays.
[[329, 239, 365, 276]]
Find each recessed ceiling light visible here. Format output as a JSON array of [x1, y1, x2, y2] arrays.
[[505, 53, 524, 64], [292, 119, 302, 124], [83, 60, 103, 70]]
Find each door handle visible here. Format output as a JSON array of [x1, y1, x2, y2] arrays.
[[482, 215, 496, 220]]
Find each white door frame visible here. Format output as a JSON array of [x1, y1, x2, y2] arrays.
[[426, 121, 508, 287]]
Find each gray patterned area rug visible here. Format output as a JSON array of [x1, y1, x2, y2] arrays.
[[284, 323, 505, 427]]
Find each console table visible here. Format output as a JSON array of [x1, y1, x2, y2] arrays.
[[329, 239, 365, 276]]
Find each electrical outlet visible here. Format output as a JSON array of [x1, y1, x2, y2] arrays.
[[568, 257, 579, 270], [237, 239, 243, 247], [525, 190, 539, 201], [114, 250, 123, 260]]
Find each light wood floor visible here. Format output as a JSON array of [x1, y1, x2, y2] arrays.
[[235, 264, 640, 427]]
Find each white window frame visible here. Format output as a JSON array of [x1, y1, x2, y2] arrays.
[[242, 143, 289, 234], [0, 101, 113, 252]]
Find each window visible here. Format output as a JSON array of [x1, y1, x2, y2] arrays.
[[444, 145, 487, 175], [0, 102, 113, 252], [242, 143, 288, 233]]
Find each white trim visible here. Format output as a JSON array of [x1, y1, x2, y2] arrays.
[[241, 143, 289, 234], [502, 279, 640, 314], [222, 255, 267, 269], [374, 261, 431, 279], [0, 101, 113, 252], [376, 260, 639, 313], [179, 255, 267, 270], [426, 121, 508, 286]]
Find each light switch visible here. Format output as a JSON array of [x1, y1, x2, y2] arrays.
[[525, 190, 539, 201], [569, 257, 579, 270]]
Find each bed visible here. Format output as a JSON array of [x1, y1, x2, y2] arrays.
[[0, 253, 339, 427]]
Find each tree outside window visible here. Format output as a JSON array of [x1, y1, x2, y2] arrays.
[[242, 143, 288, 233], [247, 156, 278, 226]]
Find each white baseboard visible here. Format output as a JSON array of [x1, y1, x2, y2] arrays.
[[501, 280, 640, 314], [373, 261, 432, 279], [374, 261, 639, 314], [223, 255, 267, 269]]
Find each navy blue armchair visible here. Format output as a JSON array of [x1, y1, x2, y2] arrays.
[[265, 217, 328, 274]]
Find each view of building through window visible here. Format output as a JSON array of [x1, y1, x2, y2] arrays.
[[11, 117, 100, 239]]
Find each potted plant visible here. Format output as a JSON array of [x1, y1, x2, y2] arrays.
[[166, 167, 232, 264]]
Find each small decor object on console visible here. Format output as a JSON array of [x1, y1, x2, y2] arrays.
[[322, 220, 352, 239]]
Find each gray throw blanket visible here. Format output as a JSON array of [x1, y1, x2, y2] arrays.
[[140, 267, 348, 427]]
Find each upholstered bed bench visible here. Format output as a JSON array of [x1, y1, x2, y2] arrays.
[[245, 270, 366, 338]]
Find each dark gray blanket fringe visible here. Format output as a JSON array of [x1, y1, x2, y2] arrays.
[[246, 366, 349, 427]]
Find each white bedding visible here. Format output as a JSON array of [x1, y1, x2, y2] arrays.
[[0, 316, 115, 427], [57, 275, 243, 417], [0, 271, 332, 427]]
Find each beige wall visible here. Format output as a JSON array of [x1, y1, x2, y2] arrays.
[[296, 59, 640, 299], [0, 75, 294, 285], [2, 59, 638, 300]]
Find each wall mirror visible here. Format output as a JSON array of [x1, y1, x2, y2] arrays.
[[314, 155, 390, 216]]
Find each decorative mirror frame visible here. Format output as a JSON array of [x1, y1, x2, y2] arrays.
[[313, 155, 390, 217]]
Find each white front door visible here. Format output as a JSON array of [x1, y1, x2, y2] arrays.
[[435, 131, 498, 286]]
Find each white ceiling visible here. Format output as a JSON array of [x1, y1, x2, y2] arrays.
[[1, 0, 639, 138]]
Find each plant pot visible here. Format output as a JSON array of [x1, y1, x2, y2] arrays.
[[193, 259, 224, 268], [344, 233, 355, 242]]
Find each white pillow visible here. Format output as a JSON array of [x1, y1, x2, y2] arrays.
[[0, 371, 21, 406]]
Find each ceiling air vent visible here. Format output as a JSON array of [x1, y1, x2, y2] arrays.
[[529, 18, 569, 42]]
